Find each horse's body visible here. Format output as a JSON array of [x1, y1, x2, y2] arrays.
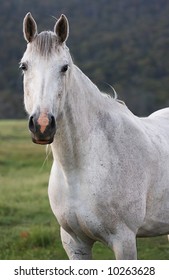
[[21, 13, 169, 259]]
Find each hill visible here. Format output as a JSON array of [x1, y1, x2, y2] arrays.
[[1, 0, 169, 118]]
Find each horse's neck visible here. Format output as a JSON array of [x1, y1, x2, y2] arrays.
[[51, 65, 103, 170], [51, 65, 140, 172], [70, 65, 103, 114]]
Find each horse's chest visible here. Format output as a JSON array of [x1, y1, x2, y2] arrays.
[[48, 164, 113, 241], [49, 184, 105, 241], [56, 195, 103, 240]]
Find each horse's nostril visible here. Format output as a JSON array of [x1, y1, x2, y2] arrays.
[[50, 115, 56, 129], [29, 115, 36, 133]]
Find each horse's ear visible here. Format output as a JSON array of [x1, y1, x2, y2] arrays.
[[54, 14, 69, 43], [23, 12, 38, 43]]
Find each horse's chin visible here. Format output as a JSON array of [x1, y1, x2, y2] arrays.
[[31, 137, 54, 145]]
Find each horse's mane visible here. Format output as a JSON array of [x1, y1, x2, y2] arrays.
[[100, 84, 125, 105]]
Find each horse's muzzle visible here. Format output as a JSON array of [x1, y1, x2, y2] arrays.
[[28, 112, 56, 145]]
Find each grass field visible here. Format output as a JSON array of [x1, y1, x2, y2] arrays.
[[0, 120, 169, 260]]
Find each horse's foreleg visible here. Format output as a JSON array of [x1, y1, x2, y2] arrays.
[[60, 227, 93, 260], [111, 227, 137, 260]]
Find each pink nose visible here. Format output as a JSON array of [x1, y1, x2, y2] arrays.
[[28, 112, 56, 144], [37, 113, 50, 133]]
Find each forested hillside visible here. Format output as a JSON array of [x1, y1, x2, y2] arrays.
[[1, 0, 169, 118]]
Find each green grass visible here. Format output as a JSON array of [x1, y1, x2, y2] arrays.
[[0, 120, 169, 259]]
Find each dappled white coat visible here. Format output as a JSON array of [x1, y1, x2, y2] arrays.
[[48, 72, 169, 259], [22, 13, 169, 259]]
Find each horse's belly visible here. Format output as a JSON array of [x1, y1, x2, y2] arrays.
[[137, 221, 169, 237], [139, 155, 169, 237], [138, 187, 169, 237]]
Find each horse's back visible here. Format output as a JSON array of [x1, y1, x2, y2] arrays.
[[142, 107, 169, 140], [148, 107, 169, 121]]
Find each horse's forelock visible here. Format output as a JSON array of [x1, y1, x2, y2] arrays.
[[32, 31, 59, 56]]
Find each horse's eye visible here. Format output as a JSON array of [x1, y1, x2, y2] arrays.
[[20, 63, 28, 71], [61, 64, 69, 73]]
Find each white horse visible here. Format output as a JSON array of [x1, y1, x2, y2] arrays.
[[21, 13, 169, 259]]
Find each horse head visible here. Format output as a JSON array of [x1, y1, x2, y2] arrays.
[[21, 13, 72, 144]]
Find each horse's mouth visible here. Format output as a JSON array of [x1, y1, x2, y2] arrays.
[[31, 135, 54, 145]]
